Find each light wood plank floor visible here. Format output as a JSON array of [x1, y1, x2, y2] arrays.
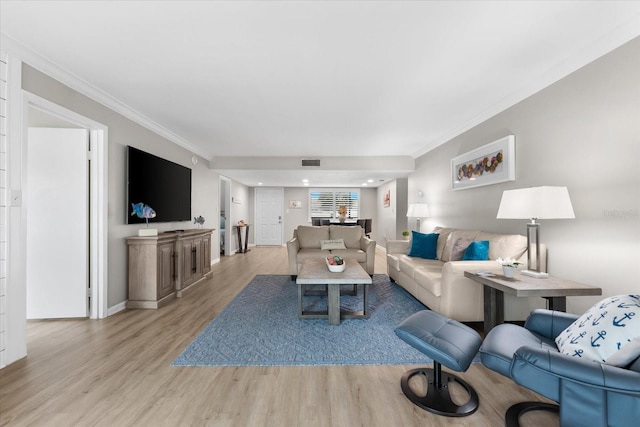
[[0, 246, 558, 426]]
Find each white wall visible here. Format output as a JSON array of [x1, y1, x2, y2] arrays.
[[411, 37, 640, 315]]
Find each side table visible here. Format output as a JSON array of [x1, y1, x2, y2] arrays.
[[464, 271, 601, 333], [234, 224, 250, 253]]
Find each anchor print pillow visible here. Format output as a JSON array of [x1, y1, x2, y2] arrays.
[[555, 294, 640, 363]]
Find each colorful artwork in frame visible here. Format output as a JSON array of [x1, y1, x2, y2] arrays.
[[451, 135, 515, 190], [383, 190, 390, 207]]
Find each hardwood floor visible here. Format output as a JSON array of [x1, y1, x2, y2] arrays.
[[0, 246, 558, 426]]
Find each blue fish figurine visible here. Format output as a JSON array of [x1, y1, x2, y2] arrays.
[[131, 203, 156, 219]]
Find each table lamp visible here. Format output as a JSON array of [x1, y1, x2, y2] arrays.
[[407, 203, 430, 232], [496, 186, 575, 278]]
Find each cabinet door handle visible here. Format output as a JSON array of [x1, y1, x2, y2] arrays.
[[192, 247, 197, 273], [172, 252, 177, 281]]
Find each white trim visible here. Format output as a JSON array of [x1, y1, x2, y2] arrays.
[[0, 33, 210, 161], [107, 301, 127, 317], [4, 51, 27, 367], [22, 91, 109, 319]]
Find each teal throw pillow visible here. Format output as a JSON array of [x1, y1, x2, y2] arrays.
[[407, 232, 439, 259], [462, 240, 489, 260]]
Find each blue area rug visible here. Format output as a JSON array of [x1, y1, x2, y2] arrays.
[[172, 274, 432, 366]]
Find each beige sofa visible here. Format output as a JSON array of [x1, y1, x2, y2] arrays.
[[386, 227, 546, 322], [287, 225, 376, 279]]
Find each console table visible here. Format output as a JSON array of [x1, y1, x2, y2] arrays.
[[233, 224, 250, 253], [127, 229, 214, 308], [464, 271, 602, 333]]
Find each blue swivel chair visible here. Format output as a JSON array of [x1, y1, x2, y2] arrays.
[[479, 309, 640, 427]]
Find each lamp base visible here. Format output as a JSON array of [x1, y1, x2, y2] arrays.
[[521, 270, 549, 279]]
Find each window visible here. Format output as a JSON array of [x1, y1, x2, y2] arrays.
[[309, 189, 359, 219]]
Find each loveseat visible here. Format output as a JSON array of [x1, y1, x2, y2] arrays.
[[386, 227, 546, 322], [287, 225, 376, 279]]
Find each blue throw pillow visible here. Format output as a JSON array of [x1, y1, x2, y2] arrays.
[[462, 240, 489, 260], [407, 232, 439, 259]]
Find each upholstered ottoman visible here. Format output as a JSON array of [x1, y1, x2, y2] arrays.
[[395, 310, 482, 417]]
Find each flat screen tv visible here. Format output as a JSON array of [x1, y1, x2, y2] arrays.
[[126, 146, 192, 224]]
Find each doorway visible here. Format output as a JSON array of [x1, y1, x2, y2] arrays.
[[219, 176, 231, 256], [22, 92, 108, 320], [26, 127, 89, 319], [255, 187, 283, 246]]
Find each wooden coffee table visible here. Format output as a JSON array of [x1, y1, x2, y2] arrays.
[[296, 258, 373, 325]]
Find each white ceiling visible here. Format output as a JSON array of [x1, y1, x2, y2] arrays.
[[2, 1, 639, 187]]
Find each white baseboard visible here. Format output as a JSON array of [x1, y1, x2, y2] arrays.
[[107, 301, 127, 316]]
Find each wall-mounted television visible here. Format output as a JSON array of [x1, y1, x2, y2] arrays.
[[126, 146, 192, 224]]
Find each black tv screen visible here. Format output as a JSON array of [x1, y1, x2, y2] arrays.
[[126, 146, 192, 224]]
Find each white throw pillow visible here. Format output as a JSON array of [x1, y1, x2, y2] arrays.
[[320, 239, 347, 250], [555, 294, 640, 363]]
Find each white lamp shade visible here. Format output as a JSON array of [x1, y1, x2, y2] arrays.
[[497, 186, 575, 219], [407, 203, 430, 218]]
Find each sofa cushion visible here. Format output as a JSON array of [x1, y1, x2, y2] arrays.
[[450, 237, 474, 261], [476, 231, 527, 260], [296, 248, 331, 261], [441, 230, 480, 262], [407, 231, 439, 259], [329, 225, 363, 249], [399, 255, 440, 279], [330, 249, 367, 263], [414, 263, 444, 297], [462, 240, 490, 260], [433, 227, 455, 260], [555, 294, 640, 363], [297, 226, 329, 249], [320, 239, 347, 250]]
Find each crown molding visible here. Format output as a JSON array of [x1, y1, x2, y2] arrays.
[[412, 13, 640, 159], [0, 33, 212, 160]]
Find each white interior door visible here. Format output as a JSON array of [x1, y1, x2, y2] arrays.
[[26, 127, 89, 319], [255, 188, 283, 246]]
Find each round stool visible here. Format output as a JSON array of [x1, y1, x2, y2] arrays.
[[395, 310, 482, 417]]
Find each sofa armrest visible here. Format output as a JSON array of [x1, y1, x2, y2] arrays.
[[360, 237, 376, 275], [524, 309, 579, 340], [286, 237, 300, 275], [512, 346, 640, 396], [386, 239, 410, 254]]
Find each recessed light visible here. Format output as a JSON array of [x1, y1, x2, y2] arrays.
[[258, 182, 263, 186], [303, 182, 309, 186], [362, 183, 368, 186], [367, 179, 373, 183], [302, 179, 309, 183]]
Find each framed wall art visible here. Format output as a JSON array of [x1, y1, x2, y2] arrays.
[[383, 190, 390, 207], [288, 200, 302, 209], [451, 135, 515, 190]]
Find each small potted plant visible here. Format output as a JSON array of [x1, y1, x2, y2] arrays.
[[497, 257, 521, 278], [402, 230, 411, 241]]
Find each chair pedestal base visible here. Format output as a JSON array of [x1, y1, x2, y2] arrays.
[[400, 363, 479, 417], [505, 402, 559, 427]]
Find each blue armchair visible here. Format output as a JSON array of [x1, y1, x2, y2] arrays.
[[479, 309, 640, 427]]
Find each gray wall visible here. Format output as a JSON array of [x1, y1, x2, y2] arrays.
[[410, 37, 640, 315], [22, 64, 220, 308]]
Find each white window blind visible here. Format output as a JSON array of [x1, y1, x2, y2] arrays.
[[309, 189, 359, 219]]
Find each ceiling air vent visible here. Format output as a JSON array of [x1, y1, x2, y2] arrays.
[[301, 159, 321, 167]]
